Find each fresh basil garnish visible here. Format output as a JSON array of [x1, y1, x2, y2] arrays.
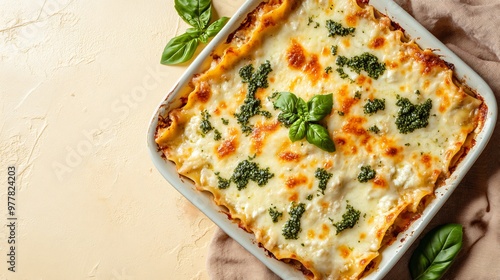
[[278, 112, 298, 127], [274, 92, 299, 127], [161, 0, 229, 65], [161, 32, 200, 65], [296, 97, 308, 117], [272, 92, 335, 152], [204, 17, 230, 38], [307, 94, 333, 122], [306, 123, 335, 152], [409, 224, 463, 280], [273, 92, 298, 113], [174, 0, 212, 30], [289, 119, 307, 142]]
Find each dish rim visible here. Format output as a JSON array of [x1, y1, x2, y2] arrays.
[[147, 0, 498, 279]]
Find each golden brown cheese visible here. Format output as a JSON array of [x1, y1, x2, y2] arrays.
[[155, 0, 482, 279]]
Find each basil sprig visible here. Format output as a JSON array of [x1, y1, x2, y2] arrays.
[[409, 224, 463, 280], [273, 92, 335, 152], [161, 0, 229, 65]]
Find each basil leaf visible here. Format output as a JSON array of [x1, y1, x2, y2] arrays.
[[307, 93, 333, 122], [205, 17, 229, 38], [185, 27, 202, 37], [198, 5, 212, 29], [199, 33, 208, 44], [289, 119, 307, 142], [306, 123, 335, 152], [297, 97, 308, 117], [409, 224, 463, 280], [161, 32, 200, 65], [273, 92, 298, 113], [163, 0, 228, 65], [174, 0, 212, 30], [278, 112, 299, 127]]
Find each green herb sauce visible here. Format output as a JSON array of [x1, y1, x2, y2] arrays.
[[268, 206, 283, 223], [336, 56, 348, 66], [214, 172, 230, 189], [368, 125, 380, 134], [200, 110, 214, 136], [231, 159, 274, 190], [363, 98, 385, 115], [331, 204, 361, 234], [214, 129, 222, 141], [326, 20, 355, 37], [358, 165, 376, 183], [331, 45, 338, 56], [315, 168, 333, 195], [336, 53, 386, 79], [235, 61, 273, 135], [282, 202, 306, 239], [395, 96, 432, 134], [336, 67, 351, 80]]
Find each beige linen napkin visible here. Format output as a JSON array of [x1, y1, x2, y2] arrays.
[[207, 0, 500, 279]]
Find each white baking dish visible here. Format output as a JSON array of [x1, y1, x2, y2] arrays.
[[147, 0, 497, 279]]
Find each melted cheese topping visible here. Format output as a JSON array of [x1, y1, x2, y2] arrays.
[[155, 0, 481, 279]]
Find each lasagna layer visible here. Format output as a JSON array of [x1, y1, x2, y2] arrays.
[[155, 0, 482, 279]]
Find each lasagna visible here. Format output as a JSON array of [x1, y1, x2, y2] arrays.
[[155, 0, 484, 279]]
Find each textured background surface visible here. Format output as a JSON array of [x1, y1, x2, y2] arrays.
[[0, 0, 243, 279]]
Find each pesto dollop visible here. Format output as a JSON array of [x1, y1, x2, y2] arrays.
[[268, 206, 283, 223], [336, 53, 386, 79], [214, 172, 230, 189], [315, 168, 333, 195], [331, 204, 361, 234], [358, 165, 376, 183], [336, 67, 352, 81], [395, 96, 433, 134], [235, 61, 273, 135], [200, 111, 222, 140], [199, 110, 213, 136], [213, 129, 222, 141], [282, 202, 306, 239], [231, 159, 274, 190], [363, 98, 386, 115], [326, 20, 355, 37], [368, 125, 380, 134], [330, 45, 338, 56]]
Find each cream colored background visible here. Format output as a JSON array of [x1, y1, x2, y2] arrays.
[[0, 0, 244, 279]]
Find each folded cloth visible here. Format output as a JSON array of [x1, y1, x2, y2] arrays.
[[207, 229, 282, 280], [207, 0, 500, 279]]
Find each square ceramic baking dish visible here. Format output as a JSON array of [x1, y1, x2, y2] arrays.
[[147, 0, 497, 278]]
